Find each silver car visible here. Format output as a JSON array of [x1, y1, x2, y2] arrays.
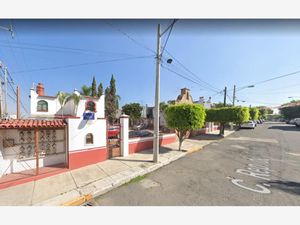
[[294, 118, 300, 127], [240, 120, 256, 129]]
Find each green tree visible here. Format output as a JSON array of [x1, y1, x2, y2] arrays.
[[206, 107, 250, 135], [160, 102, 169, 112], [91, 76, 97, 97], [249, 107, 259, 120], [56, 91, 69, 116], [81, 85, 91, 96], [280, 106, 300, 119], [97, 82, 103, 98], [213, 102, 233, 108], [66, 93, 82, 115], [122, 103, 143, 126], [165, 104, 206, 151], [105, 75, 119, 124]]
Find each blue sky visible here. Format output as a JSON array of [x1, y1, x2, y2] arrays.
[[1, 19, 300, 117]]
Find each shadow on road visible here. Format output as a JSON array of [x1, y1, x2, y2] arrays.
[[268, 125, 300, 132], [265, 180, 300, 195], [189, 134, 224, 141]]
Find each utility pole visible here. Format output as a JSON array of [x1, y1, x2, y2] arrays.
[[232, 85, 236, 106], [4, 65, 8, 117], [0, 66, 2, 118], [17, 85, 20, 119], [223, 86, 227, 106], [153, 24, 161, 163], [221, 86, 227, 135]]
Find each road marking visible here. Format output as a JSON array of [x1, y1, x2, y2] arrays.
[[227, 137, 278, 144], [230, 158, 272, 194], [231, 145, 248, 150], [231, 179, 271, 194], [286, 152, 300, 156]]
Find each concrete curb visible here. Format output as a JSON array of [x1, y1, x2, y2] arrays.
[[37, 129, 236, 206]]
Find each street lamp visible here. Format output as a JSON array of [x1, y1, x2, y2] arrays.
[[233, 85, 255, 106]]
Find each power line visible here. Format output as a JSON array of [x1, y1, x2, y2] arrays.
[[236, 69, 300, 92], [103, 21, 156, 55], [11, 55, 154, 74], [162, 60, 220, 93], [0, 43, 138, 57], [164, 49, 221, 93], [162, 64, 210, 89], [160, 20, 177, 57]]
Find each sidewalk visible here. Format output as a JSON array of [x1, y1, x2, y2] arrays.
[[0, 130, 235, 206]]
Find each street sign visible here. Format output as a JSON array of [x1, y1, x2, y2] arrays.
[[83, 112, 95, 120]]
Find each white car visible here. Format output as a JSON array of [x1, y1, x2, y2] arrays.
[[294, 118, 300, 127], [240, 120, 256, 129]]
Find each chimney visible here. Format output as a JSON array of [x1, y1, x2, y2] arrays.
[[36, 83, 45, 96]]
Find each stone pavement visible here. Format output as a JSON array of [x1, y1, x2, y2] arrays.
[[0, 130, 235, 206]]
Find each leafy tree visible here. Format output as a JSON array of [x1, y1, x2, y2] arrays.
[[206, 107, 250, 135], [105, 75, 119, 124], [167, 100, 176, 105], [97, 82, 103, 98], [213, 102, 233, 108], [160, 102, 169, 112], [66, 93, 82, 115], [165, 104, 206, 151], [249, 107, 259, 120], [81, 85, 91, 96], [56, 91, 70, 116], [91, 76, 97, 97], [122, 103, 143, 126], [280, 106, 300, 119], [56, 91, 69, 107]]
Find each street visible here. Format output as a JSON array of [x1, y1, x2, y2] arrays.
[[95, 122, 300, 206]]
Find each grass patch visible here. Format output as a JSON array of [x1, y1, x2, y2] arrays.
[[128, 175, 146, 184]]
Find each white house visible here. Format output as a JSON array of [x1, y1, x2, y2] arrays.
[[0, 82, 108, 177]]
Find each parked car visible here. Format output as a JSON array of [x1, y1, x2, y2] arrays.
[[294, 118, 300, 127], [239, 120, 256, 129], [129, 130, 153, 138], [287, 118, 296, 124], [108, 126, 120, 138]]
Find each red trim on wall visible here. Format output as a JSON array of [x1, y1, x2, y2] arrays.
[[68, 147, 108, 169], [129, 135, 176, 154]]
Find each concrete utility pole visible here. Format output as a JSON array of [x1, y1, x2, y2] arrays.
[[153, 24, 161, 163], [221, 86, 227, 135], [223, 86, 227, 106], [232, 85, 236, 106]]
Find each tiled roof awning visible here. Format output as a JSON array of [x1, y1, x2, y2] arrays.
[[0, 119, 67, 129]]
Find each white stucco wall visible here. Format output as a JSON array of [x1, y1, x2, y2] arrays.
[[30, 89, 60, 118], [0, 129, 66, 176], [75, 95, 105, 118], [67, 118, 107, 152], [30, 88, 105, 119]]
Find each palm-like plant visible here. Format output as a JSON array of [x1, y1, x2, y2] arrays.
[[81, 85, 92, 96], [66, 93, 82, 115], [56, 91, 70, 116]]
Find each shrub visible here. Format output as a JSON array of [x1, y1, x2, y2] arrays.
[[165, 104, 206, 151]]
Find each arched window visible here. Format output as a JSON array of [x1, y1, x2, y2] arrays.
[[86, 133, 94, 144], [85, 101, 96, 112], [37, 100, 48, 112]]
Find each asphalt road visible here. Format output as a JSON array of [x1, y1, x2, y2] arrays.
[[95, 123, 300, 206]]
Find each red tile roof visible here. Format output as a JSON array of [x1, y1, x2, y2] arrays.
[[0, 119, 67, 129]]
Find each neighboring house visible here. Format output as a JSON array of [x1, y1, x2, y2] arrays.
[[194, 96, 212, 109], [175, 88, 193, 104]]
